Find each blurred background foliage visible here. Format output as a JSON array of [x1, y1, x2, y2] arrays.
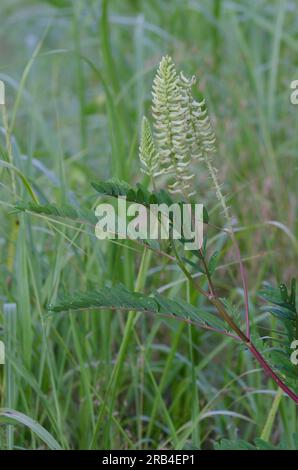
[[0, 0, 297, 450]]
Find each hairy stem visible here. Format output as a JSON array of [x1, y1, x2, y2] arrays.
[[204, 157, 251, 339], [173, 241, 298, 404], [248, 343, 298, 404]]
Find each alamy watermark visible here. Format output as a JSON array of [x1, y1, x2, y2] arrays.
[[0, 341, 4, 365], [0, 80, 5, 105], [289, 81, 298, 366], [290, 340, 298, 366], [290, 80, 298, 105], [94, 198, 204, 250]]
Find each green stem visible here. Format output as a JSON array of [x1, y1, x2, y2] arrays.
[[100, 0, 119, 94], [260, 388, 283, 442], [90, 247, 151, 449]]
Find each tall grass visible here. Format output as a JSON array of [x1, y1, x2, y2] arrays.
[[0, 0, 297, 450]]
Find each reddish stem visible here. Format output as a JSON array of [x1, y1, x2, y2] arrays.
[[248, 342, 298, 404], [229, 230, 251, 340]]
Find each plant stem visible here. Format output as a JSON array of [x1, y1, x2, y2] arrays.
[[229, 229, 250, 339], [200, 253, 216, 298], [173, 241, 298, 404], [204, 157, 251, 338], [260, 388, 283, 442], [248, 344, 298, 404], [90, 247, 151, 448]]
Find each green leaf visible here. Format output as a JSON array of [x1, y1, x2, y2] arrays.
[[260, 305, 296, 322], [208, 251, 219, 275], [254, 438, 276, 450], [279, 283, 289, 302], [154, 293, 226, 330], [48, 284, 227, 332], [0, 408, 62, 450], [270, 349, 298, 380], [92, 179, 209, 254], [182, 257, 205, 274], [91, 178, 131, 197], [290, 278, 296, 309], [48, 284, 158, 314], [259, 283, 296, 312], [221, 298, 241, 325], [215, 435, 298, 451], [15, 201, 97, 226], [215, 439, 256, 450], [92, 179, 209, 223]]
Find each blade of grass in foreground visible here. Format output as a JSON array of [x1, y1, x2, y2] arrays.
[[4, 303, 17, 450], [0, 408, 62, 450]]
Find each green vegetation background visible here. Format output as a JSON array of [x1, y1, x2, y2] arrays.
[[0, 0, 297, 450]]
